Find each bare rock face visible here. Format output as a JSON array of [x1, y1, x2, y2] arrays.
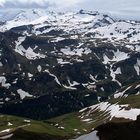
[[95, 116, 140, 140]]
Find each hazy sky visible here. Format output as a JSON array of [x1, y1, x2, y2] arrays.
[[0, 0, 140, 20]]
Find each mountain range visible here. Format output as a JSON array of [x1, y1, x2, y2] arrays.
[[0, 9, 140, 140]]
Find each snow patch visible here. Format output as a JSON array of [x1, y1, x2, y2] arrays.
[[73, 130, 99, 140], [44, 70, 61, 85], [114, 86, 132, 98], [0, 76, 11, 88], [17, 89, 33, 100], [8, 122, 13, 126], [134, 59, 140, 75], [15, 37, 45, 60], [0, 134, 13, 139], [0, 129, 11, 133], [37, 65, 42, 72]]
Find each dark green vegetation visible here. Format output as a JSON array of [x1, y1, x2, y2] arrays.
[[10, 130, 65, 140], [0, 115, 68, 140]]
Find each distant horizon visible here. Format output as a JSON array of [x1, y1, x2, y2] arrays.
[[0, 0, 140, 20], [0, 8, 140, 21]]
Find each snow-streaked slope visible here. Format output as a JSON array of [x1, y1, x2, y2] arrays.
[[87, 21, 140, 42], [79, 101, 140, 121]]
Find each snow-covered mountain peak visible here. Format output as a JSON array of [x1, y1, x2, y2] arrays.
[[11, 9, 47, 22], [0, 9, 140, 44], [0, 9, 115, 32]]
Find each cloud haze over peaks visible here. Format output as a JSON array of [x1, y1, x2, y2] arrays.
[[0, 0, 82, 9], [0, 0, 140, 20]]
